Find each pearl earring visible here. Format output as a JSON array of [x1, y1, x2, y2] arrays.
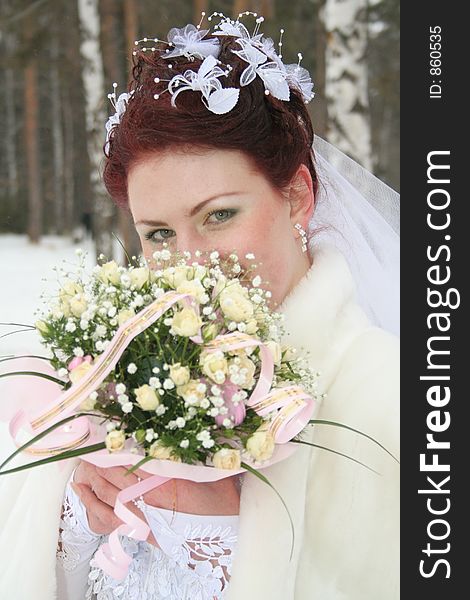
[[294, 223, 308, 253]]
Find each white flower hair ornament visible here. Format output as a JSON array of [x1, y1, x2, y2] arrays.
[[104, 10, 315, 143], [105, 84, 135, 152], [168, 54, 239, 114], [164, 24, 220, 60]]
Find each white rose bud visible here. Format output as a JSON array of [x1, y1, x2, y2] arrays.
[[130, 267, 150, 289], [105, 429, 126, 452], [163, 265, 194, 288], [172, 307, 202, 337], [246, 428, 275, 461], [281, 344, 297, 362], [169, 363, 190, 386], [265, 340, 282, 366], [212, 448, 241, 470], [98, 261, 121, 285], [134, 384, 160, 410], [69, 295, 88, 318], [80, 395, 97, 411], [176, 379, 207, 405], [35, 320, 48, 335], [219, 289, 254, 322], [200, 350, 228, 384], [118, 308, 136, 326], [245, 319, 258, 335], [69, 361, 93, 384], [176, 279, 207, 304], [148, 441, 181, 462]]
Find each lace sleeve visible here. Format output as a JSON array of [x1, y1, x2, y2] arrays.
[[56, 469, 103, 600], [137, 500, 239, 598]]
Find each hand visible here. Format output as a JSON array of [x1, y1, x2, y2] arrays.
[[72, 461, 161, 547]]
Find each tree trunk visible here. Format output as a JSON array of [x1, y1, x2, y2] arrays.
[[4, 30, 19, 201], [77, 0, 114, 258], [24, 16, 42, 243], [50, 34, 65, 234], [322, 0, 372, 168]]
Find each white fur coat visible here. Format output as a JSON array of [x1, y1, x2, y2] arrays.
[[0, 242, 399, 599]]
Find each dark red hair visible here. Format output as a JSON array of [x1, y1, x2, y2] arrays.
[[102, 35, 318, 208]]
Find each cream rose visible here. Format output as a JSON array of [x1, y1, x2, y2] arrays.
[[117, 308, 136, 326], [105, 429, 126, 452], [35, 320, 48, 335], [212, 448, 241, 470], [245, 319, 259, 335], [202, 322, 220, 342], [172, 307, 202, 337], [163, 265, 194, 288], [200, 350, 228, 384], [176, 379, 207, 406], [246, 427, 275, 461], [148, 441, 181, 461], [69, 295, 88, 318], [169, 362, 190, 386], [176, 279, 207, 303], [80, 395, 97, 411], [60, 280, 84, 298], [265, 340, 282, 366], [130, 267, 150, 289], [69, 361, 93, 385], [220, 290, 254, 322], [281, 344, 297, 361], [134, 384, 160, 410], [98, 260, 121, 285]]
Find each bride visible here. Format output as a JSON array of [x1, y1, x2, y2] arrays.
[[0, 12, 399, 600]]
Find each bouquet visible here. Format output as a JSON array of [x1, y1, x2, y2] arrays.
[[0, 246, 394, 579]]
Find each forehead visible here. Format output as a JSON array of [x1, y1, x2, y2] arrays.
[[127, 148, 269, 216]]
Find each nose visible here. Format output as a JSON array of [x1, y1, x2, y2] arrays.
[[175, 230, 218, 259]]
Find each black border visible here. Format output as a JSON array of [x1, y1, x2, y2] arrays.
[[401, 2, 466, 596]]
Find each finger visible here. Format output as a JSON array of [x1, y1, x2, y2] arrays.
[[96, 465, 140, 490], [87, 471, 122, 508], [72, 483, 120, 535]]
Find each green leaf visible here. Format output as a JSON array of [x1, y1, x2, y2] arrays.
[[241, 461, 296, 561], [0, 322, 35, 329], [308, 419, 399, 463], [0, 411, 102, 474], [292, 439, 380, 475], [0, 370, 64, 386]]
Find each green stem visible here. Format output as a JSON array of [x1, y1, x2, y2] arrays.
[[308, 419, 399, 463], [0, 443, 106, 475], [0, 370, 65, 386], [0, 411, 102, 473], [291, 439, 380, 475], [241, 461, 295, 561]]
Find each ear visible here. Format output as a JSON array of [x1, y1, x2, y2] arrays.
[[286, 163, 315, 230]]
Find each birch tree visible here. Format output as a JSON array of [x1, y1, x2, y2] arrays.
[[322, 0, 372, 169], [77, 0, 114, 258]]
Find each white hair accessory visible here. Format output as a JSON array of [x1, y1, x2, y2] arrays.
[[104, 10, 314, 144]]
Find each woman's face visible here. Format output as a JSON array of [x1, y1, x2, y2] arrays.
[[128, 148, 314, 308]]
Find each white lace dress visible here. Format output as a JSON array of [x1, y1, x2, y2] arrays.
[[56, 472, 239, 600]]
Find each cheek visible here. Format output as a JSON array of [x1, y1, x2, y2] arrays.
[[229, 208, 293, 303]]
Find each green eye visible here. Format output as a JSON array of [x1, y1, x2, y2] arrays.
[[144, 229, 175, 243], [206, 209, 237, 223]]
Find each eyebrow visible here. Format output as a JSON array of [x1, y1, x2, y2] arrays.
[[134, 192, 245, 228]]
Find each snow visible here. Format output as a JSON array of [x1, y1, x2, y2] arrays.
[[0, 234, 96, 357]]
